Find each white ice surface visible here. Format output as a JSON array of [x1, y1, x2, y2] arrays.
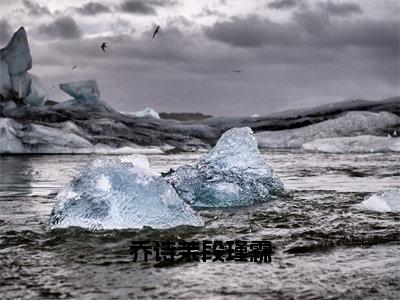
[[256, 111, 399, 149], [130, 107, 160, 119], [358, 190, 400, 213], [303, 135, 400, 153]]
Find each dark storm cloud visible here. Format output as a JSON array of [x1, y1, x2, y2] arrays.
[[21, 2, 398, 116], [204, 15, 299, 48], [319, 1, 362, 16], [0, 19, 12, 45], [268, 0, 298, 10], [118, 0, 157, 15], [22, 0, 52, 16], [117, 0, 177, 15], [205, 11, 398, 53], [38, 16, 82, 39], [76, 2, 111, 15]]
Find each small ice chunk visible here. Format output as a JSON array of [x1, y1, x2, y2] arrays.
[[48, 157, 204, 230], [59, 80, 100, 101], [132, 107, 160, 119], [165, 127, 286, 207], [358, 190, 400, 213]]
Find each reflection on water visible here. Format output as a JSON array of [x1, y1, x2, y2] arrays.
[[0, 151, 399, 299], [0, 156, 34, 197]]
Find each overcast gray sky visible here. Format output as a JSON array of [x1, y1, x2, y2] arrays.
[[0, 0, 398, 116]]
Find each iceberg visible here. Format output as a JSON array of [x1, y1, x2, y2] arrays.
[[23, 74, 48, 107], [0, 27, 32, 75], [256, 111, 399, 149], [0, 27, 49, 106], [164, 127, 286, 207], [131, 107, 160, 119], [59, 80, 100, 101], [358, 190, 400, 213], [48, 156, 204, 230], [0, 27, 33, 101], [0, 60, 11, 98], [302, 135, 400, 153]]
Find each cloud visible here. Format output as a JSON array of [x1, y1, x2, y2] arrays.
[[204, 15, 299, 48], [118, 0, 157, 15], [117, 0, 177, 15], [76, 2, 111, 15], [0, 19, 12, 45], [22, 0, 52, 16], [38, 16, 82, 40], [205, 11, 398, 52], [268, 0, 298, 10], [319, 1, 362, 16]]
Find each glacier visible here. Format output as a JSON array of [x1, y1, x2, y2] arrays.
[[256, 111, 399, 149], [164, 127, 286, 207], [303, 135, 400, 153], [358, 190, 400, 213], [48, 155, 204, 230]]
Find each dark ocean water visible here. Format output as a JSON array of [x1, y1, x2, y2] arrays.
[[0, 151, 399, 299]]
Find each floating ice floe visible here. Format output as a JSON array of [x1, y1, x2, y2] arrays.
[[358, 189, 400, 213], [164, 127, 286, 207], [48, 155, 204, 230], [302, 135, 400, 153], [256, 111, 399, 149]]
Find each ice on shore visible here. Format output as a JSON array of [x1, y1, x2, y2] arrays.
[[358, 190, 400, 213], [303, 135, 400, 153], [59, 80, 100, 101], [256, 111, 399, 149], [165, 127, 286, 207], [48, 156, 204, 230], [0, 118, 164, 154]]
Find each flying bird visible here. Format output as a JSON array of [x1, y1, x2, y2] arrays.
[[233, 69, 242, 74], [152, 25, 160, 39], [72, 65, 77, 70], [101, 42, 108, 52]]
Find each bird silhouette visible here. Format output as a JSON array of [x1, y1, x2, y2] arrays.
[[152, 25, 160, 39], [72, 65, 77, 70], [101, 42, 108, 52], [233, 69, 242, 74]]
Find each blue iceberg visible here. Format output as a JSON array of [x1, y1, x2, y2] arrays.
[[165, 127, 286, 207], [48, 155, 204, 230]]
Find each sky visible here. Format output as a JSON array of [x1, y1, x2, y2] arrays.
[[0, 0, 399, 116]]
